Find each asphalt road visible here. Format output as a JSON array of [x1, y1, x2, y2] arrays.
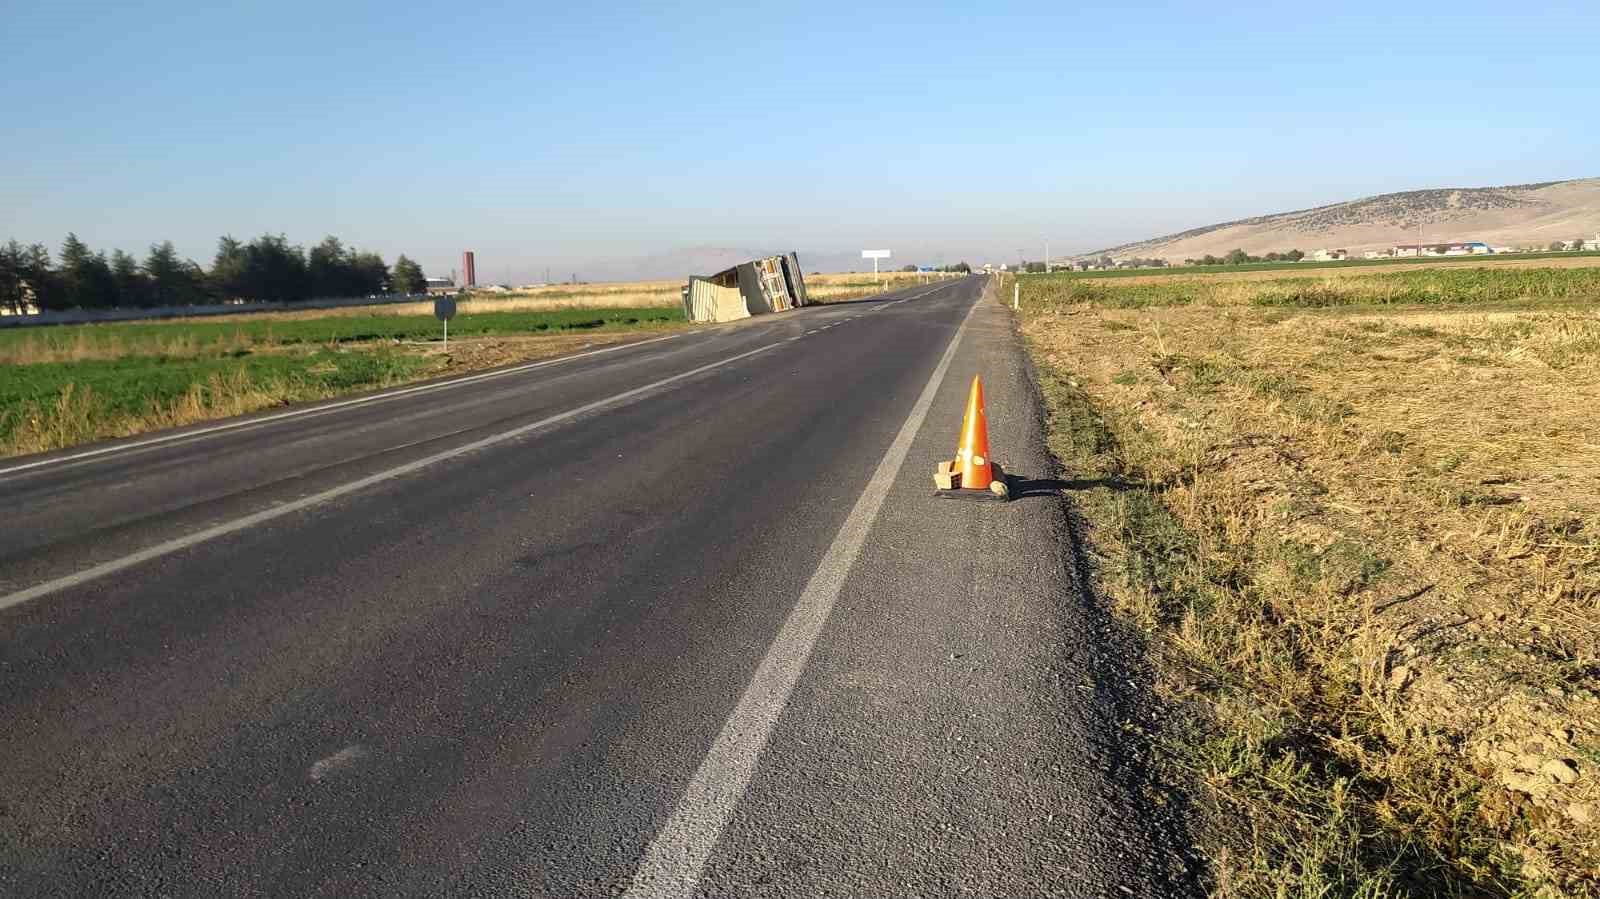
[[0, 276, 1195, 897]]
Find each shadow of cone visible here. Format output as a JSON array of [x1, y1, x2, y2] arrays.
[[933, 375, 1010, 501]]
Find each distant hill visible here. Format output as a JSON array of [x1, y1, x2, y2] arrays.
[[1090, 177, 1600, 262]]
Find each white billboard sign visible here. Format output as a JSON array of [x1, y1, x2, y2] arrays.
[[861, 249, 892, 259]]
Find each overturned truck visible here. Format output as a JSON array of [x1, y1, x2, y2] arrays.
[[682, 253, 809, 323]]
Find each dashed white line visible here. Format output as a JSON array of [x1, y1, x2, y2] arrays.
[[0, 339, 789, 612]]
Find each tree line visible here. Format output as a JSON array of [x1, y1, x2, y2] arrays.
[[898, 262, 972, 273], [0, 233, 430, 315], [1183, 249, 1305, 266]]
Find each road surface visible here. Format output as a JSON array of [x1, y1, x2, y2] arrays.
[[0, 276, 1194, 897]]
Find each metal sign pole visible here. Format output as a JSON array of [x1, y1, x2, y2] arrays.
[[434, 296, 457, 348]]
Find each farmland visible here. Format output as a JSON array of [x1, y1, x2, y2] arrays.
[[1049, 249, 1600, 281], [0, 271, 916, 459], [1013, 264, 1600, 896]]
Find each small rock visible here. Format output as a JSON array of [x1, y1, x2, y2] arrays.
[[1569, 802, 1594, 824], [1542, 758, 1580, 785]]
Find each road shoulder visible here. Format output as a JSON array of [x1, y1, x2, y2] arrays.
[[689, 282, 1201, 896]]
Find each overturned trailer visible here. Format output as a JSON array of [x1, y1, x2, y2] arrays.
[[682, 252, 809, 323]]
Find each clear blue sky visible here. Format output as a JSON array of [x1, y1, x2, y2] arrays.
[[4, 1, 1596, 279]]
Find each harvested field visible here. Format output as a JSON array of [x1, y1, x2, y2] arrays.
[[1014, 267, 1600, 896], [807, 270, 940, 302]]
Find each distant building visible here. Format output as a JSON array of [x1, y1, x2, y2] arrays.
[[1312, 248, 1350, 261], [1390, 241, 1492, 257], [424, 277, 457, 295]]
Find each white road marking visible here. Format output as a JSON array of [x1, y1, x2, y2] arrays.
[[622, 291, 978, 899], [0, 339, 789, 612], [0, 332, 686, 481], [309, 745, 368, 781]]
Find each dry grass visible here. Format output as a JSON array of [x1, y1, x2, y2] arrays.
[[1015, 272, 1600, 896], [5, 367, 341, 458], [0, 329, 258, 365], [807, 270, 945, 302]]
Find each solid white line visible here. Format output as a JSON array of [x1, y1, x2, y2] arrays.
[[622, 291, 978, 899], [0, 339, 787, 612], [0, 332, 686, 480]]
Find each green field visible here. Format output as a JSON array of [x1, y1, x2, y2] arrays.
[[0, 306, 682, 360], [1049, 249, 1600, 280], [0, 305, 689, 457], [1024, 264, 1600, 309]]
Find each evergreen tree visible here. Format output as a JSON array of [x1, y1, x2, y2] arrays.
[[145, 241, 201, 306], [242, 234, 310, 301], [110, 249, 148, 307], [348, 250, 390, 295], [211, 235, 248, 299], [391, 255, 426, 294], [59, 233, 119, 309], [308, 235, 350, 297], [20, 244, 60, 311], [0, 240, 24, 315]]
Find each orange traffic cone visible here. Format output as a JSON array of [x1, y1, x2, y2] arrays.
[[934, 376, 1010, 500]]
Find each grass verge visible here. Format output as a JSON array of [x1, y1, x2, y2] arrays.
[[1012, 269, 1600, 897]]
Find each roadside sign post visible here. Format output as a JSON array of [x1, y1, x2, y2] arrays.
[[862, 249, 891, 289], [434, 296, 457, 347]]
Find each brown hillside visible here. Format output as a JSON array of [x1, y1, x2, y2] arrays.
[[1094, 177, 1600, 261]]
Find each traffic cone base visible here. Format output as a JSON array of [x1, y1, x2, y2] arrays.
[[932, 375, 1011, 502]]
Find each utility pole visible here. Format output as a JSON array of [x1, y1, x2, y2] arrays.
[[1045, 239, 1050, 274]]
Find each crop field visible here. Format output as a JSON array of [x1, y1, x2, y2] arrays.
[[0, 271, 921, 459], [1012, 264, 1600, 896], [0, 307, 683, 365], [0, 305, 688, 458], [1052, 249, 1600, 280]]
